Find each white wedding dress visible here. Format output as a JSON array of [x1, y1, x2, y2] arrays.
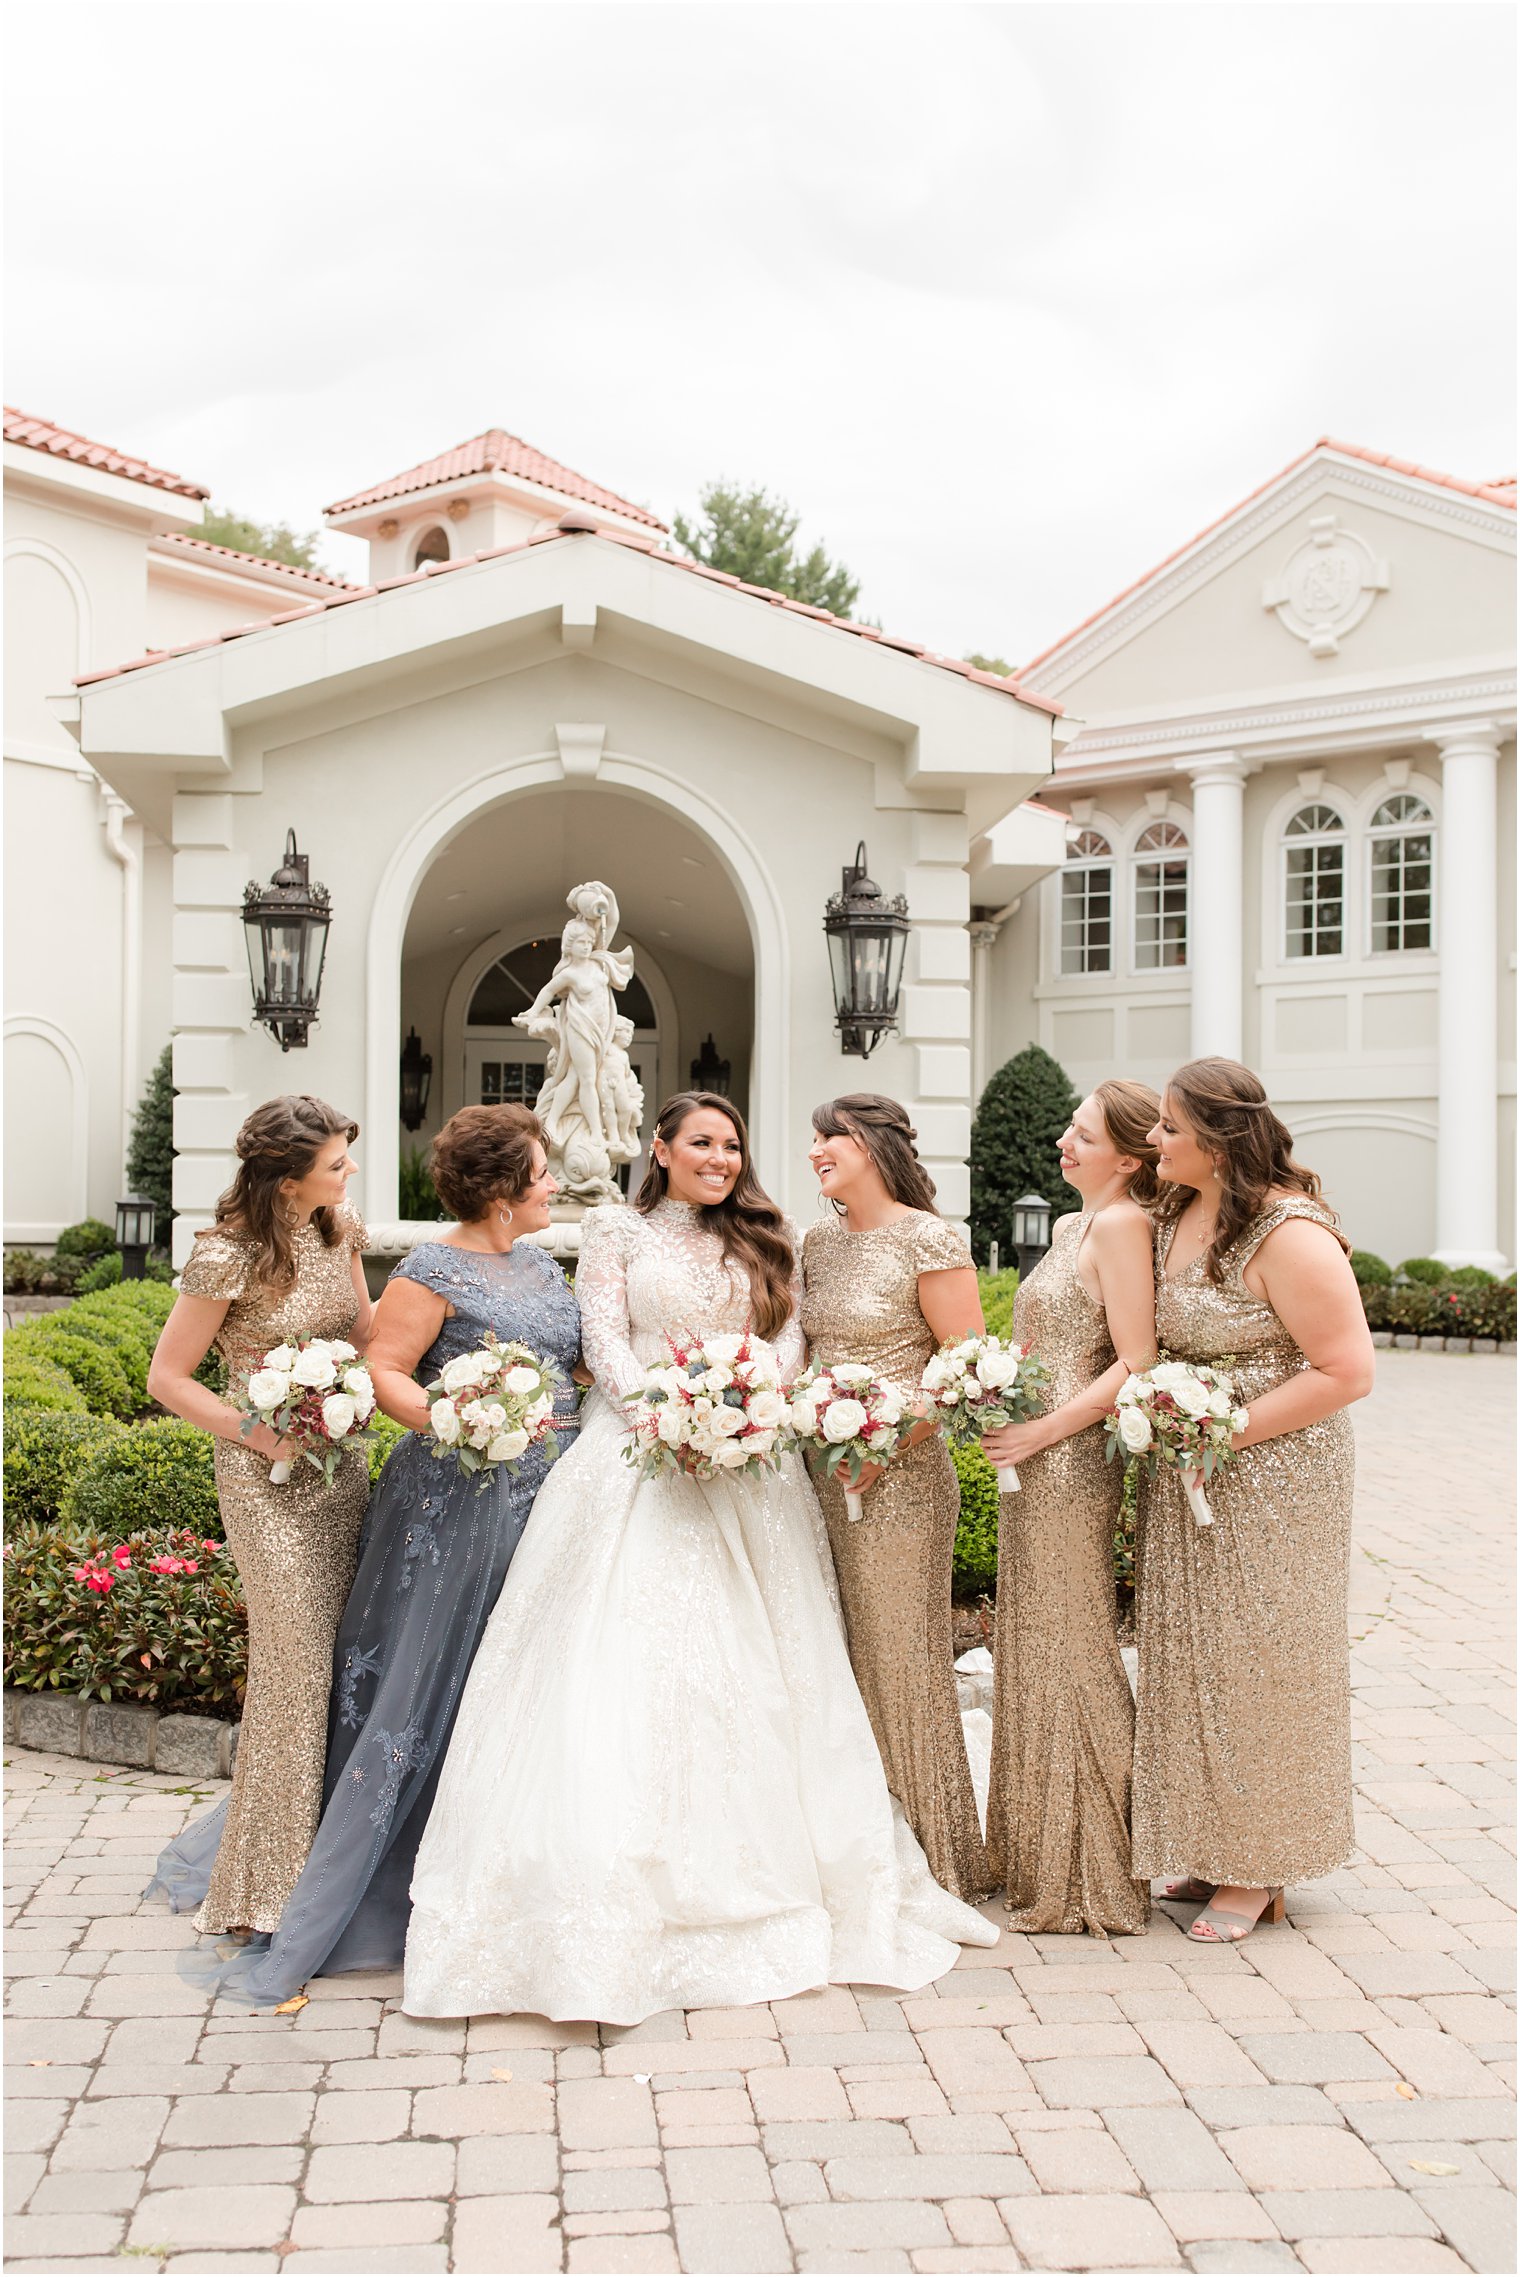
[[403, 1197, 997, 2023]]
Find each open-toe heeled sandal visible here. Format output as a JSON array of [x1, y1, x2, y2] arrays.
[[1161, 1878, 1216, 1904], [1187, 1888, 1285, 1943]]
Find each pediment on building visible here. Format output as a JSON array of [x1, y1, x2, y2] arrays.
[[64, 519, 1057, 836], [1022, 441, 1516, 726]]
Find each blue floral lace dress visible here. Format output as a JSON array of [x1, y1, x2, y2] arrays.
[[181, 1239, 581, 2005]]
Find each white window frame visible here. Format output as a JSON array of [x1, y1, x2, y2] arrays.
[[1281, 802, 1349, 963], [1058, 829, 1116, 976], [1366, 793, 1436, 959], [1130, 819, 1191, 974]]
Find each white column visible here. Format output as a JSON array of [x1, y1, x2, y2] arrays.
[[1430, 723, 1506, 1269], [169, 793, 250, 1269], [969, 919, 1002, 1104], [898, 812, 973, 1223], [1180, 754, 1251, 1061]]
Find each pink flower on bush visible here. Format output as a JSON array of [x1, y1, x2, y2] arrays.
[[73, 1565, 115, 1593], [110, 1546, 132, 1569]]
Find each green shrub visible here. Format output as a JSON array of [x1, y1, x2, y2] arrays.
[[55, 1218, 115, 1261], [4, 1249, 48, 1294], [49, 1299, 155, 1412], [61, 1417, 221, 1541], [969, 1044, 1080, 1268], [1349, 1250, 1391, 1287], [4, 1412, 129, 1531], [127, 1043, 175, 1226], [3, 1355, 88, 1416], [400, 1145, 447, 1221], [3, 1321, 135, 1418], [1396, 1257, 1448, 1286], [75, 1251, 123, 1292], [1114, 1464, 1138, 1594], [1444, 1265, 1498, 1291], [976, 1266, 1020, 1339], [4, 1522, 245, 1710], [950, 1439, 1001, 1596], [83, 1281, 176, 1334], [5, 1250, 87, 1294], [1451, 1280, 1517, 1342], [368, 1412, 409, 1482]]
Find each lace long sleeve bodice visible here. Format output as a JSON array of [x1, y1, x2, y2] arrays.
[[576, 1200, 804, 1401]]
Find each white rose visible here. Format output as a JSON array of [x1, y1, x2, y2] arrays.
[[712, 1439, 751, 1468], [746, 1388, 786, 1428], [1171, 1376, 1213, 1419], [866, 1424, 894, 1451], [921, 1355, 955, 1392], [954, 1338, 982, 1361], [430, 1397, 461, 1446], [704, 1334, 745, 1366], [262, 1344, 297, 1373], [976, 1349, 1022, 1390], [292, 1348, 337, 1390], [1206, 1389, 1232, 1419], [703, 1365, 734, 1394], [1231, 1407, 1250, 1434], [503, 1366, 540, 1398], [709, 1403, 748, 1438], [656, 1405, 688, 1448], [1118, 1406, 1154, 1454], [822, 1398, 869, 1444], [830, 1362, 874, 1387], [790, 1396, 821, 1439], [321, 1391, 357, 1439], [488, 1428, 530, 1462], [525, 1395, 554, 1428], [247, 1368, 291, 1412], [1149, 1362, 1192, 1397], [441, 1354, 480, 1396], [344, 1368, 376, 1418], [327, 1341, 357, 1363], [1115, 1375, 1147, 1407], [746, 1428, 776, 1457], [875, 1383, 905, 1424]]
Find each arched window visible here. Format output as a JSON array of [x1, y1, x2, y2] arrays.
[[1059, 828, 1113, 974], [1368, 794, 1434, 953], [412, 525, 450, 569], [1132, 820, 1189, 970], [1283, 803, 1346, 959]]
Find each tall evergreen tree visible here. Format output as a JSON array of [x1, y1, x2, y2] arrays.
[[672, 482, 860, 617], [126, 1044, 175, 1225], [969, 1045, 1081, 1266]]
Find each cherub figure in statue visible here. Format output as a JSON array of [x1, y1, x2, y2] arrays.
[[516, 883, 644, 1200]]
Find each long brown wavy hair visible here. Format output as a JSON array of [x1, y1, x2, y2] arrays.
[[811, 1094, 939, 1215], [212, 1095, 358, 1291], [1092, 1079, 1163, 1209], [634, 1092, 795, 1342], [1155, 1057, 1341, 1283]]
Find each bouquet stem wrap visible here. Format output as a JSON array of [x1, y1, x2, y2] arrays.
[[995, 1462, 1020, 1495], [1181, 1469, 1214, 1527]]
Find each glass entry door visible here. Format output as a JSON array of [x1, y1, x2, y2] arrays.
[[464, 1037, 548, 1110]]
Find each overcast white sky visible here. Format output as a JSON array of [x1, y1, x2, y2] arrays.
[[6, 2, 1514, 663]]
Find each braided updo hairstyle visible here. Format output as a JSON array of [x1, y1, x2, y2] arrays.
[[213, 1095, 359, 1291], [811, 1093, 939, 1215]]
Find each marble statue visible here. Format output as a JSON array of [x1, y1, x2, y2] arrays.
[[516, 882, 645, 1203]]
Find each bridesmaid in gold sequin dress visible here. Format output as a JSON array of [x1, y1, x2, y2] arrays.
[[802, 1095, 992, 1904], [1135, 1059, 1375, 1944], [980, 1081, 1161, 1936], [146, 1098, 373, 1934]]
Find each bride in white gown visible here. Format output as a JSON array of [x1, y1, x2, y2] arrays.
[[404, 1092, 997, 2023]]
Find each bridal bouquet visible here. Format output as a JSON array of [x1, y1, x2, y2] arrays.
[[424, 1336, 561, 1482], [920, 1334, 1051, 1495], [1103, 1357, 1248, 1528], [623, 1331, 790, 1481], [788, 1361, 915, 1522], [240, 1337, 377, 1486]]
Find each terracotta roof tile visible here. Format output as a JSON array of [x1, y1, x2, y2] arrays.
[[74, 514, 1062, 715], [4, 406, 208, 500], [153, 531, 356, 591], [324, 426, 668, 530], [1022, 436, 1517, 680]]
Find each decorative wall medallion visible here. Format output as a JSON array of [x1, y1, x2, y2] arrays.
[[1262, 513, 1389, 658]]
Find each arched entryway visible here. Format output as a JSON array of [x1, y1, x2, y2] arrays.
[[366, 755, 784, 1220]]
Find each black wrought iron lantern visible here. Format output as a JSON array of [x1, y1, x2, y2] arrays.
[[115, 1193, 157, 1281], [823, 841, 910, 1058], [690, 1034, 731, 1097], [399, 1028, 433, 1131], [1012, 1192, 1053, 1279], [243, 830, 331, 1051]]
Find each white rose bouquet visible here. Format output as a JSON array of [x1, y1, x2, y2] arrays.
[[622, 1330, 791, 1483], [1103, 1355, 1248, 1528], [423, 1334, 562, 1483], [919, 1334, 1051, 1495], [788, 1360, 915, 1522], [239, 1337, 377, 1486]]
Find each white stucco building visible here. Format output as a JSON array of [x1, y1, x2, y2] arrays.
[[4, 412, 1514, 1269], [981, 441, 1516, 1269]]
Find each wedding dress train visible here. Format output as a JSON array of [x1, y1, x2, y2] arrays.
[[403, 1197, 997, 2023]]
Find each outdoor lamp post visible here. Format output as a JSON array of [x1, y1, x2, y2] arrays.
[[823, 841, 910, 1058], [115, 1193, 157, 1281], [399, 1028, 433, 1131], [1012, 1192, 1053, 1280], [243, 830, 331, 1051], [690, 1034, 731, 1096]]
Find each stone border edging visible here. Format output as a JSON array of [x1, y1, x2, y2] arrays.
[[3, 1688, 236, 1778], [1368, 1332, 1516, 1353]]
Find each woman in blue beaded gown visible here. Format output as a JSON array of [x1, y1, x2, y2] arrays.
[[166, 1105, 580, 2004]]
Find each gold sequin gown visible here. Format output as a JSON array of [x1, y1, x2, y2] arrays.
[[986, 1211, 1149, 1935], [1132, 1198, 1356, 1889], [171, 1205, 370, 1932], [801, 1212, 992, 1904]]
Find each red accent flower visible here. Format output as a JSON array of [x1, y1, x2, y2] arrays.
[[111, 1546, 132, 1568]]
